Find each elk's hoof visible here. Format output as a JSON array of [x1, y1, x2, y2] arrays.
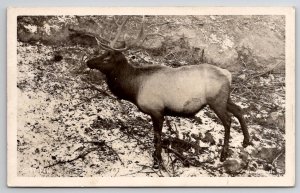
[[152, 160, 163, 169], [153, 163, 160, 169], [152, 152, 162, 169], [242, 139, 253, 148], [220, 150, 228, 162], [220, 155, 226, 162]]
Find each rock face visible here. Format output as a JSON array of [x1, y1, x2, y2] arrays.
[[205, 45, 239, 71], [168, 16, 285, 72], [236, 28, 285, 70], [142, 37, 164, 50], [17, 15, 285, 72]]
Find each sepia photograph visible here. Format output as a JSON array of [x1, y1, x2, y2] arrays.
[[7, 7, 295, 186]]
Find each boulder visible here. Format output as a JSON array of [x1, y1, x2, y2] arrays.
[[237, 28, 285, 70]]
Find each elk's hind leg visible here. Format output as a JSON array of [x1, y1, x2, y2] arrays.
[[208, 87, 232, 162], [227, 99, 251, 147], [210, 104, 231, 162]]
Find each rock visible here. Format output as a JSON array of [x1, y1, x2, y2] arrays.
[[270, 112, 280, 121], [256, 147, 280, 163], [69, 31, 98, 46], [267, 111, 285, 131], [172, 27, 207, 50], [173, 27, 240, 71], [277, 116, 285, 132], [222, 159, 245, 175], [239, 149, 249, 162], [248, 161, 258, 172], [238, 74, 246, 80], [250, 132, 260, 141], [142, 37, 164, 50], [263, 163, 273, 171], [237, 28, 285, 70], [244, 145, 259, 156], [210, 16, 216, 20], [204, 44, 240, 71], [202, 131, 216, 145]]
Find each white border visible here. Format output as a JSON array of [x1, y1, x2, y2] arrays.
[[7, 7, 295, 187]]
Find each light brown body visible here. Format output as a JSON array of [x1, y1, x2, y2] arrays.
[[137, 64, 232, 116]]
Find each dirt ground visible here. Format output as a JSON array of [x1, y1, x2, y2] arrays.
[[17, 41, 285, 177]]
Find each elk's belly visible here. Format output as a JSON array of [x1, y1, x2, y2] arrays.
[[160, 81, 209, 114], [164, 97, 207, 117]]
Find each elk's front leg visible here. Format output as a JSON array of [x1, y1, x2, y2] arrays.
[[151, 114, 164, 169]]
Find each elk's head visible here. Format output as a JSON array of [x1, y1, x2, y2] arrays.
[[86, 50, 126, 73]]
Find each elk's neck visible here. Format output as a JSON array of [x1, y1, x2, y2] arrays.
[[106, 62, 140, 103]]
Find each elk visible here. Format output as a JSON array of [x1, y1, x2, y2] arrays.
[[83, 16, 251, 168]]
